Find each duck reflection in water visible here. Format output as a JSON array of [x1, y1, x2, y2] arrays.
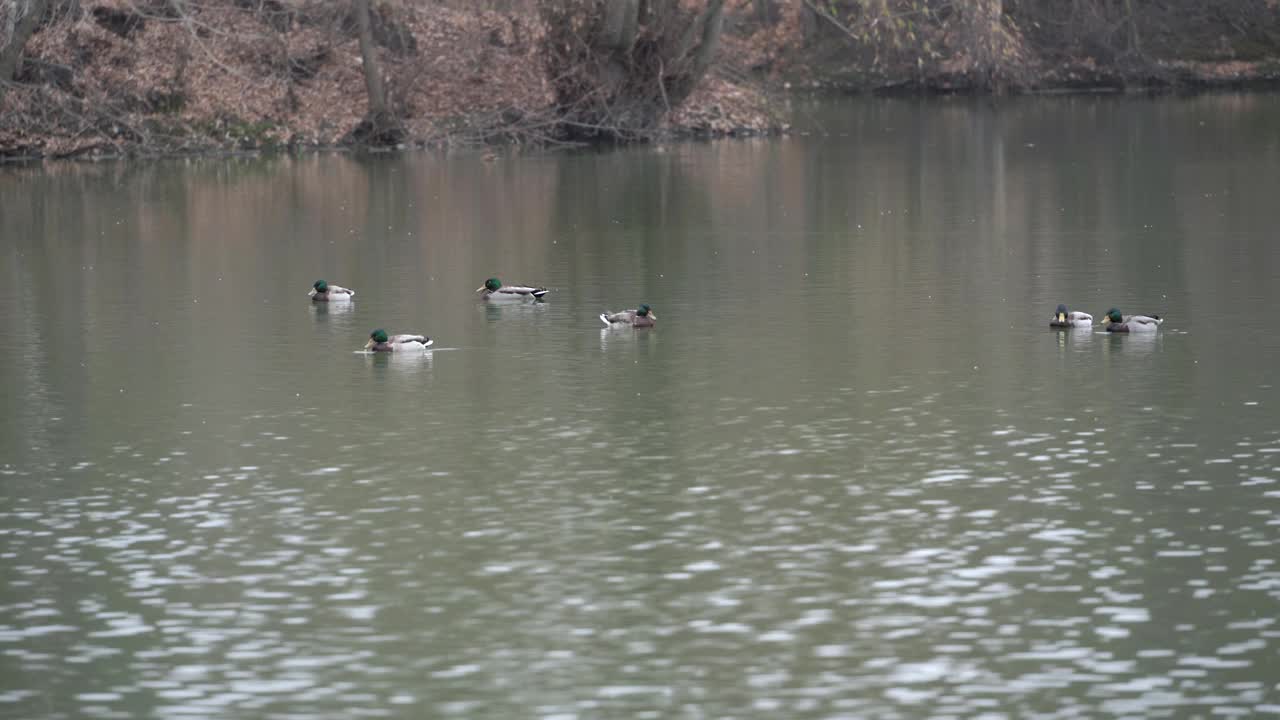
[[1103, 329, 1160, 356], [311, 300, 355, 318]]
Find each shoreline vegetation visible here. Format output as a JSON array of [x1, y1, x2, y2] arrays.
[[2, 0, 1279, 162]]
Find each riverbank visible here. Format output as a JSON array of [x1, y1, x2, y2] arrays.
[[784, 51, 1280, 95], [3, 0, 1279, 162], [758, 2, 1280, 94], [1, 1, 782, 161]]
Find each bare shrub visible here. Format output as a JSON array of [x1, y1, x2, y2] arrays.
[[538, 0, 727, 139]]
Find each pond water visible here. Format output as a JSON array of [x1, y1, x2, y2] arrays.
[[2, 94, 1279, 719]]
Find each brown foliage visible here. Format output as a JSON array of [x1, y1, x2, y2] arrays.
[[1, 0, 556, 156], [2, 0, 778, 157]]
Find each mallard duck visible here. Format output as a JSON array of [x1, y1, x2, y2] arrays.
[[475, 277, 548, 301], [1049, 304, 1093, 328], [1101, 308, 1163, 333], [309, 279, 354, 301], [364, 329, 433, 352], [600, 304, 657, 328], [1104, 308, 1163, 324]]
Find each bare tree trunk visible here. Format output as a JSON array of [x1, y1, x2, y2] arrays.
[[1, 0, 49, 104], [353, 0, 387, 118], [752, 0, 773, 25], [961, 0, 1022, 91], [347, 0, 403, 145], [667, 0, 725, 104], [1069, 0, 1084, 46], [600, 0, 640, 92], [539, 0, 731, 139], [973, 0, 1002, 72], [1123, 0, 1141, 57], [688, 0, 725, 81], [619, 0, 639, 50], [602, 0, 638, 50], [799, 0, 819, 45]]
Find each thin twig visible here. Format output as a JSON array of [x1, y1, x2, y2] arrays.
[[657, 57, 670, 114]]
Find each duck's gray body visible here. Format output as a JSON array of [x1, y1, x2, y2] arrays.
[[1101, 308, 1163, 333], [309, 284, 355, 301], [1050, 310, 1093, 328], [1104, 315, 1162, 333], [477, 285, 548, 301], [367, 334, 433, 351], [600, 309, 656, 328]]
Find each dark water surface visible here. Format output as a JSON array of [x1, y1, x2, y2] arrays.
[[2, 94, 1279, 718]]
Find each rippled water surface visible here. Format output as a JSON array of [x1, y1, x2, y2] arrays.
[[3, 95, 1280, 718]]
